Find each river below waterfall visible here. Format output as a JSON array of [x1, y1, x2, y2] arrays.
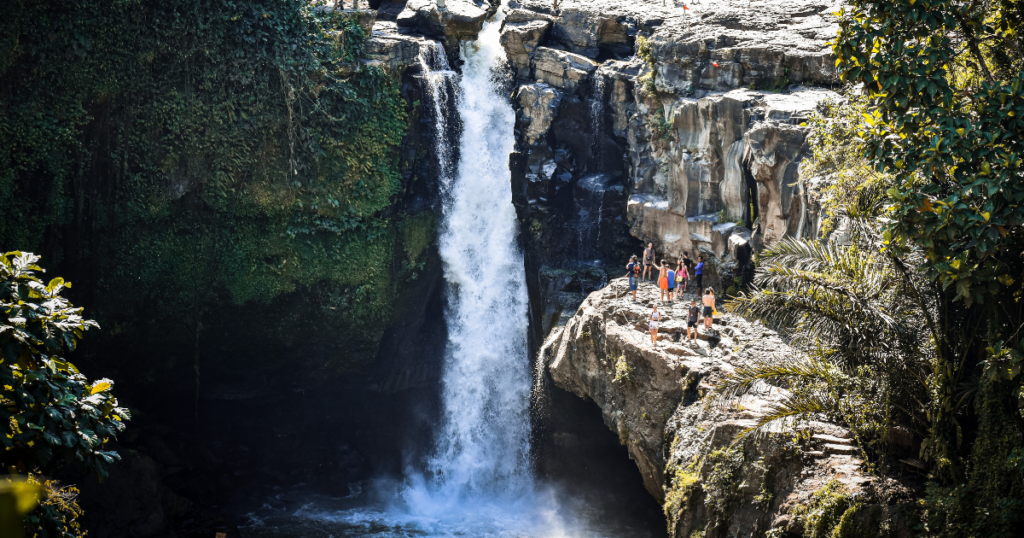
[[229, 7, 664, 537]]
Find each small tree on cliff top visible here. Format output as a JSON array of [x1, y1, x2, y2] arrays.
[[0, 251, 129, 535]]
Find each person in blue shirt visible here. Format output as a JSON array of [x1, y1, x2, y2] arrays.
[[666, 264, 676, 303], [694, 255, 705, 293]]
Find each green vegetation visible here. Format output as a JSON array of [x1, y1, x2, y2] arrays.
[[662, 436, 701, 537], [0, 0, 415, 374], [789, 479, 862, 538], [612, 354, 635, 384], [1, 252, 128, 536], [833, 1, 1024, 535], [716, 1, 1024, 535]]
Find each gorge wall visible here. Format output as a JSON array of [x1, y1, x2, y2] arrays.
[[496, 0, 843, 295]]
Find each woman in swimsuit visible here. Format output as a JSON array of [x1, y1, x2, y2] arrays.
[[702, 287, 716, 330], [656, 260, 670, 302], [676, 259, 689, 293], [649, 304, 661, 345]]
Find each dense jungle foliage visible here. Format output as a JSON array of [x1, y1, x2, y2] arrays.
[[724, 1, 1024, 536], [1, 252, 128, 537], [0, 0, 418, 385]]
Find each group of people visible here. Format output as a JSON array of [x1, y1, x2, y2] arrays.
[[625, 243, 717, 346], [625, 243, 705, 302]]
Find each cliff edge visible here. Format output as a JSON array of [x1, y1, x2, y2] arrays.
[[541, 278, 916, 537]]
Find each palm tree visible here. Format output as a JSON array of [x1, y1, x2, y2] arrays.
[[716, 224, 934, 458]]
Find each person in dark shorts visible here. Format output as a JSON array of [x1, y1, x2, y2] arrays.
[[626, 255, 641, 301], [643, 243, 655, 281], [667, 263, 676, 302], [702, 287, 715, 330], [687, 299, 700, 341], [694, 256, 705, 292]]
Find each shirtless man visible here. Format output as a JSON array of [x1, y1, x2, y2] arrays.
[[702, 287, 716, 330], [642, 243, 655, 281]]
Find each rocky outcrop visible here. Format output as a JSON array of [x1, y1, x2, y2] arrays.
[[540, 278, 912, 537], [397, 0, 500, 39], [502, 0, 842, 297]]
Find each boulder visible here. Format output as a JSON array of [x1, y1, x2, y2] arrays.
[[540, 278, 913, 538], [500, 15, 551, 75], [397, 0, 498, 39], [531, 46, 598, 94], [727, 226, 753, 265], [364, 22, 425, 72], [515, 83, 563, 146]]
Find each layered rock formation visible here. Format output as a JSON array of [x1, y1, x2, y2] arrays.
[[496, 0, 842, 297], [541, 279, 913, 537]]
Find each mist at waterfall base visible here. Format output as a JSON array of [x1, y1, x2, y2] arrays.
[[235, 11, 663, 538]]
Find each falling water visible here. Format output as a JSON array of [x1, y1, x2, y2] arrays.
[[423, 5, 532, 499], [236, 8, 660, 538], [418, 40, 458, 182]]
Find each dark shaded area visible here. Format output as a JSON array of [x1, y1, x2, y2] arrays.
[[533, 383, 668, 538]]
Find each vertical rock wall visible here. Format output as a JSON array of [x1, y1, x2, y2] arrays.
[[498, 0, 842, 282]]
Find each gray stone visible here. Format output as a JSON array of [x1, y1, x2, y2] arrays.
[[532, 46, 598, 94], [365, 22, 425, 72], [540, 276, 887, 531], [397, 0, 498, 39], [500, 14, 551, 74], [516, 83, 563, 146]]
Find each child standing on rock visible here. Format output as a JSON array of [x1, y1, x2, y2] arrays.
[[649, 304, 661, 346]]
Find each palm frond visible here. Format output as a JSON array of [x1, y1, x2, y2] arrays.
[[715, 354, 840, 402], [733, 390, 835, 442]]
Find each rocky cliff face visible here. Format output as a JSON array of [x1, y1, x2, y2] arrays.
[[493, 0, 842, 298], [541, 279, 915, 537]]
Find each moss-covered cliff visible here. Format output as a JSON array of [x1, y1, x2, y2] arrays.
[[0, 0, 430, 391]]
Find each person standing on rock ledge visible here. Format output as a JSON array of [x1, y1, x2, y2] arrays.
[[626, 255, 641, 301], [667, 263, 676, 303], [687, 299, 700, 341], [702, 287, 716, 331], [677, 258, 689, 293], [694, 256, 705, 293], [643, 243, 655, 282], [656, 259, 670, 302], [649, 304, 661, 346]]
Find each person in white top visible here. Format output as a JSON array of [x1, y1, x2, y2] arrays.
[[649, 304, 661, 345]]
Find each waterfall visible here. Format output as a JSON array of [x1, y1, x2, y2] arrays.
[[417, 7, 532, 501], [573, 174, 610, 262], [418, 40, 458, 183]]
